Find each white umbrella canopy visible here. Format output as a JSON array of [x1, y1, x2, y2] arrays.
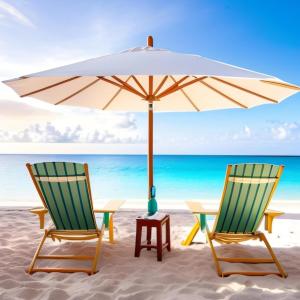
[[4, 38, 300, 112], [3, 36, 300, 213]]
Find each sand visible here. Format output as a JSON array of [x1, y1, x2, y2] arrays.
[[0, 207, 300, 300]]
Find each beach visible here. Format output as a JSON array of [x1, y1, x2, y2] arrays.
[[1, 0, 300, 298], [1, 204, 300, 300], [1, 155, 300, 299]]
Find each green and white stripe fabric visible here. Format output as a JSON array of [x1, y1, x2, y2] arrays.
[[215, 163, 280, 234], [31, 162, 96, 230]]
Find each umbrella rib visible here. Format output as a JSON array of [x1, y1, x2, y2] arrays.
[[260, 80, 300, 91], [153, 76, 168, 96], [98, 76, 145, 98], [156, 76, 190, 98], [54, 78, 101, 105], [131, 75, 148, 95], [102, 76, 132, 110], [112, 76, 147, 98], [20, 76, 80, 97], [157, 76, 207, 98], [197, 79, 248, 109], [211, 77, 278, 103], [149, 76, 153, 95], [170, 76, 200, 111]]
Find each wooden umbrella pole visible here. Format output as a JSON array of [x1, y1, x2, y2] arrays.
[[147, 35, 154, 200], [147, 36, 153, 200], [148, 101, 153, 199]]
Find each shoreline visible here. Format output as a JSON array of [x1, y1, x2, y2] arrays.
[[2, 199, 300, 213]]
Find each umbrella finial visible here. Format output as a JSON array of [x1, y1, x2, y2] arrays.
[[147, 35, 153, 47]]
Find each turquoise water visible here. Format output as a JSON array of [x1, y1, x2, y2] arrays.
[[0, 155, 299, 205]]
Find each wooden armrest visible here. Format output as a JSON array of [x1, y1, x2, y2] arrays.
[[94, 200, 125, 213], [185, 201, 218, 215], [265, 209, 284, 217], [30, 207, 48, 229], [264, 210, 284, 233]]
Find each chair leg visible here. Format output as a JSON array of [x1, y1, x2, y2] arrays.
[[91, 227, 104, 275], [259, 233, 287, 278], [206, 232, 223, 277], [109, 213, 114, 243], [28, 230, 48, 274], [207, 233, 287, 278], [181, 217, 200, 246]]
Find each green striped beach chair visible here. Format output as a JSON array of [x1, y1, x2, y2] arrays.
[[26, 162, 124, 275], [186, 163, 287, 277]]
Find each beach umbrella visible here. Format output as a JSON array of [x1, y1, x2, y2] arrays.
[[3, 36, 300, 215]]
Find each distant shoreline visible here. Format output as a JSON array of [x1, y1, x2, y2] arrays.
[[0, 153, 300, 157]]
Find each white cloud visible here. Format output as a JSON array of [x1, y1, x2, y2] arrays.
[[0, 121, 143, 143], [222, 125, 253, 141], [270, 122, 300, 141], [0, 0, 34, 28], [0, 99, 145, 144], [221, 121, 300, 143]]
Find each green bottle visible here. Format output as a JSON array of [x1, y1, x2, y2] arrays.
[[148, 186, 158, 216]]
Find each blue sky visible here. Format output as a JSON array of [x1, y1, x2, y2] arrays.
[[0, 0, 299, 154]]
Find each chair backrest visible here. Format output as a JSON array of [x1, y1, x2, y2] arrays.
[[27, 162, 97, 230], [214, 163, 283, 234]]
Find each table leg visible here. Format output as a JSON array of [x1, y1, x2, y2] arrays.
[[147, 226, 152, 251], [135, 222, 142, 257], [166, 217, 171, 251], [156, 224, 162, 261]]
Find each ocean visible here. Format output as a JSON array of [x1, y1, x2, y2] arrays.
[[0, 155, 299, 206]]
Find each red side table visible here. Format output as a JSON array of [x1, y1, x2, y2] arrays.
[[134, 214, 171, 261]]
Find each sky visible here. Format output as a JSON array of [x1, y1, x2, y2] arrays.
[[0, 0, 299, 155]]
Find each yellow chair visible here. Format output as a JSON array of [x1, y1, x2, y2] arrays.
[[27, 162, 124, 275], [183, 163, 287, 277]]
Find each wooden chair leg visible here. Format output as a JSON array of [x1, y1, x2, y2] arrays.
[[109, 213, 114, 243], [135, 222, 142, 257], [146, 226, 152, 251], [28, 230, 48, 274], [206, 232, 223, 277], [91, 228, 104, 274], [156, 224, 163, 261], [166, 217, 171, 251], [181, 216, 200, 246], [260, 233, 287, 278]]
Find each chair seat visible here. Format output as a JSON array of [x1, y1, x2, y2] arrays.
[[47, 213, 104, 232]]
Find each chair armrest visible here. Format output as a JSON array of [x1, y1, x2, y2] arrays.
[[264, 210, 284, 233], [185, 201, 218, 215], [94, 200, 125, 243], [30, 207, 48, 229], [94, 200, 125, 213]]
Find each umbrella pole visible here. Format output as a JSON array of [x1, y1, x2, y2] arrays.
[[147, 96, 157, 215], [148, 101, 153, 201], [147, 35, 157, 215], [148, 35, 154, 202]]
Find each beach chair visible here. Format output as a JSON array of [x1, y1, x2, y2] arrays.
[[185, 163, 287, 277], [26, 162, 124, 275]]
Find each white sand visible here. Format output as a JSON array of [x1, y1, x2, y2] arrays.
[[0, 207, 300, 300]]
